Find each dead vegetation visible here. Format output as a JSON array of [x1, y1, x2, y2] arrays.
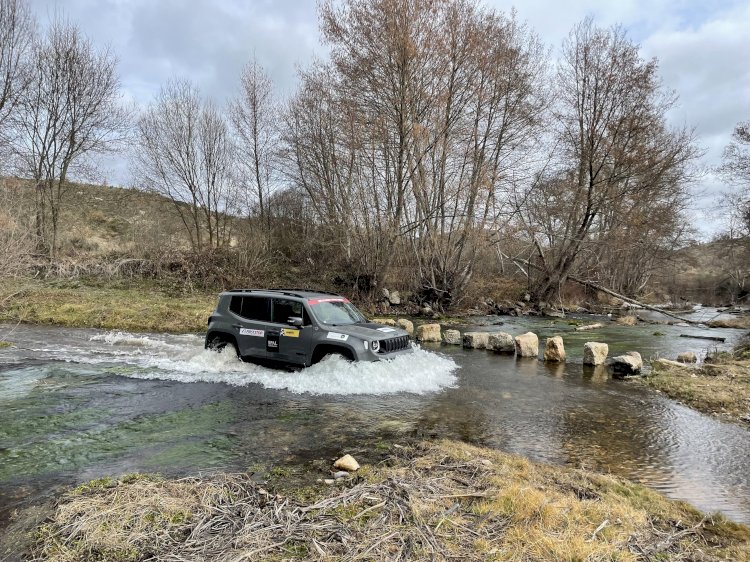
[[644, 339, 750, 425], [28, 441, 750, 561]]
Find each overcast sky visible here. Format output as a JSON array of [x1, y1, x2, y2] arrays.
[[28, 0, 750, 238]]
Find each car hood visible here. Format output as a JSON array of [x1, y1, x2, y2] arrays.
[[324, 322, 408, 340]]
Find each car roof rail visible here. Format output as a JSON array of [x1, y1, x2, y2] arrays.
[[277, 287, 341, 296]]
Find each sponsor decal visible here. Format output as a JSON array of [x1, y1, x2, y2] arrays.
[[308, 297, 350, 305], [326, 332, 349, 341], [266, 333, 279, 352], [377, 327, 396, 332], [281, 328, 300, 338], [239, 328, 264, 337]]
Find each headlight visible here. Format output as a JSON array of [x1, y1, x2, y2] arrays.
[[371, 340, 380, 352]]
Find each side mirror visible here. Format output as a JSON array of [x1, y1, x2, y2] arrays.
[[287, 316, 304, 327]]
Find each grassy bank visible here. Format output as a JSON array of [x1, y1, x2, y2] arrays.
[[643, 341, 750, 426], [0, 278, 215, 333], [25, 440, 750, 561]]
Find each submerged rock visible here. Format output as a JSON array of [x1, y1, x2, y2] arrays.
[[442, 329, 462, 345], [610, 351, 643, 378], [488, 332, 514, 353], [333, 454, 360, 472], [543, 336, 566, 362], [583, 342, 608, 365], [463, 332, 489, 349], [514, 332, 539, 357], [416, 323, 441, 342], [576, 323, 604, 332]]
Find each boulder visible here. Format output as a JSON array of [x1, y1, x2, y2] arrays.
[[442, 329, 462, 345], [676, 351, 697, 364], [420, 305, 433, 316], [583, 342, 608, 365], [372, 317, 397, 326], [396, 318, 414, 335], [333, 454, 360, 472], [514, 332, 539, 357], [610, 351, 643, 378], [542, 308, 565, 318], [389, 291, 401, 305], [463, 332, 489, 349], [416, 323, 442, 342], [488, 332, 515, 353], [381, 288, 390, 300], [543, 336, 566, 362]]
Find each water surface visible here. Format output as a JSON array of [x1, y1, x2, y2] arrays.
[[1, 313, 748, 530]]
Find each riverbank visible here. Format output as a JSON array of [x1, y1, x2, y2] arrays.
[[20, 440, 750, 561], [643, 340, 750, 427], [0, 278, 215, 334]]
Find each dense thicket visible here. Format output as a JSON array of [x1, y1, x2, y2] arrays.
[[1, 0, 735, 309]]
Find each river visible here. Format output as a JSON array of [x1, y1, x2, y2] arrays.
[[1, 310, 749, 532]]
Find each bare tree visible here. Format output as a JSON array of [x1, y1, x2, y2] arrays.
[[229, 57, 279, 236], [132, 78, 236, 251], [14, 16, 128, 259], [0, 0, 33, 166], [518, 18, 699, 304], [719, 120, 750, 233], [0, 177, 33, 277]]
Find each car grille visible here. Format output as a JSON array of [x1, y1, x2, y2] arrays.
[[379, 335, 410, 353]]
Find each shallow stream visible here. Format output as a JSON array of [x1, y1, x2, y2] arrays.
[[1, 309, 749, 530]]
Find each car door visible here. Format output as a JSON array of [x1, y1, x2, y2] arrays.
[[229, 295, 270, 359], [270, 298, 313, 365]]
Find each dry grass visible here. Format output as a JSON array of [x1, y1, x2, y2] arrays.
[[29, 441, 750, 561], [0, 278, 215, 333], [707, 316, 750, 329], [616, 315, 638, 326], [644, 342, 750, 425]]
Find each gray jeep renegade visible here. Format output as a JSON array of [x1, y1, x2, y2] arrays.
[[205, 289, 412, 366]]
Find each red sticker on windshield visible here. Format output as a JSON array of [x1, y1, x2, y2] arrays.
[[308, 297, 350, 305]]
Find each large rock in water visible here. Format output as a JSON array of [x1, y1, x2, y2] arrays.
[[514, 332, 539, 357], [415, 323, 442, 342], [372, 317, 397, 326], [583, 342, 608, 365], [610, 351, 643, 378], [543, 336, 566, 362], [488, 332, 515, 353], [463, 332, 489, 349], [396, 318, 414, 335], [676, 351, 697, 364], [442, 329, 462, 345]]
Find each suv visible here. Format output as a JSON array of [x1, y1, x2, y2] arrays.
[[205, 289, 413, 366]]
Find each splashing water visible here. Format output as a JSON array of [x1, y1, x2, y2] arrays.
[[81, 331, 459, 395]]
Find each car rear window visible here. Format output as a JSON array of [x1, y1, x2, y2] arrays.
[[229, 296, 271, 321]]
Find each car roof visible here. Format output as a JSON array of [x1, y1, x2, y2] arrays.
[[220, 288, 345, 300]]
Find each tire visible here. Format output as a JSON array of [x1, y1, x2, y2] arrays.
[[312, 347, 354, 364], [207, 335, 238, 357]]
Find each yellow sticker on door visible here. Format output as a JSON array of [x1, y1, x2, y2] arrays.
[[281, 328, 300, 338]]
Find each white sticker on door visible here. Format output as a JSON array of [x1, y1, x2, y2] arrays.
[[239, 328, 264, 337], [326, 332, 349, 341]]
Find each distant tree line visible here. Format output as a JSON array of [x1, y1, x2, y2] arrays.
[[2, 0, 743, 308]]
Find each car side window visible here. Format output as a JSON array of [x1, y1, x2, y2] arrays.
[[271, 298, 308, 324], [230, 295, 270, 322]]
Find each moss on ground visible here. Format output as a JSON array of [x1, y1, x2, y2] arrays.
[[26, 441, 750, 561], [0, 278, 214, 333], [643, 341, 750, 426]]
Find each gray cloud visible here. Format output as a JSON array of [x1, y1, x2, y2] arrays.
[[27, 0, 749, 236]]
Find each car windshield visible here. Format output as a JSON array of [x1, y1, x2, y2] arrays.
[[308, 298, 366, 325]]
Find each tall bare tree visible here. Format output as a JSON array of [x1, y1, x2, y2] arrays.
[[519, 18, 699, 304], [0, 0, 33, 165], [132, 78, 236, 251], [14, 17, 128, 258], [719, 120, 750, 233], [229, 57, 278, 236]]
